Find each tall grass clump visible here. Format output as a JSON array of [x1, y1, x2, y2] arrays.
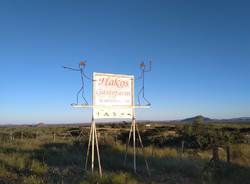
[[22, 175, 44, 184], [80, 172, 139, 184]]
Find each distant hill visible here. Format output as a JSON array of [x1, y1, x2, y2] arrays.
[[181, 115, 213, 123], [36, 122, 46, 127], [229, 117, 250, 121], [219, 117, 250, 123], [179, 115, 250, 124]]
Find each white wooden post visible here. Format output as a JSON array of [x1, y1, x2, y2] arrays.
[[133, 117, 136, 173], [91, 120, 95, 172]]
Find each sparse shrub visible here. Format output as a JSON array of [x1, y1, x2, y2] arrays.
[[14, 155, 27, 170], [1, 124, 250, 184], [22, 175, 44, 184], [80, 172, 138, 184], [111, 172, 138, 184], [30, 160, 48, 175]]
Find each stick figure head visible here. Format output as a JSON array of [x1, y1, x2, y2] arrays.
[[79, 60, 86, 68], [140, 62, 145, 69]]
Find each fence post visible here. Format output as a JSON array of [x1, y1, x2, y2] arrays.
[[9, 131, 13, 141], [151, 146, 155, 157], [181, 140, 185, 157], [21, 131, 23, 141], [115, 134, 117, 145], [226, 145, 230, 163], [212, 145, 219, 162], [53, 132, 56, 142]]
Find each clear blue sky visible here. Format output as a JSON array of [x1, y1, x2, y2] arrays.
[[0, 0, 250, 124]]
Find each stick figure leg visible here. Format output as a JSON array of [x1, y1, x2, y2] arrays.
[[142, 95, 151, 106], [76, 87, 83, 105], [137, 87, 143, 106], [81, 89, 88, 105]]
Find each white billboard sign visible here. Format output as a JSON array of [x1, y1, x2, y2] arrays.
[[93, 73, 134, 119]]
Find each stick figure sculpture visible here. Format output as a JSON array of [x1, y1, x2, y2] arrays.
[[63, 61, 92, 105], [136, 61, 152, 106]]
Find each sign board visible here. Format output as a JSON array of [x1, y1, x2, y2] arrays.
[[93, 73, 134, 119]]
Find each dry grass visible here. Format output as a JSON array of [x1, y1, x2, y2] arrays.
[[0, 126, 250, 184]]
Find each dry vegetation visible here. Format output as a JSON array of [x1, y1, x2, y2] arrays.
[[0, 122, 250, 184]]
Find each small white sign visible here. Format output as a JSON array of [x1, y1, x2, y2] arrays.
[[93, 73, 134, 119]]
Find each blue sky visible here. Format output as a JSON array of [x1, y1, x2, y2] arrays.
[[0, 0, 250, 124]]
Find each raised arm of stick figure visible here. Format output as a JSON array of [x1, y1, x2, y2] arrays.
[[136, 61, 152, 106], [145, 60, 152, 72]]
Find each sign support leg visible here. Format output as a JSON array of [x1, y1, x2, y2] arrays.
[[91, 119, 95, 173], [124, 121, 133, 166], [85, 118, 102, 177], [85, 123, 93, 170], [94, 121, 102, 177], [133, 117, 137, 173], [136, 123, 151, 176], [124, 116, 150, 175]]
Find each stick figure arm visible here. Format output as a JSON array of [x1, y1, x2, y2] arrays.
[[135, 76, 142, 80], [145, 61, 152, 72], [82, 72, 95, 81], [134, 72, 143, 80], [62, 66, 80, 71]]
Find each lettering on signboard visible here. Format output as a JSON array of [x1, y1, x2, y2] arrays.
[[94, 108, 132, 119], [98, 77, 129, 88]]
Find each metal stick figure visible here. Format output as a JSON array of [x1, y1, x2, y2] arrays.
[[63, 61, 92, 105], [136, 61, 152, 106]]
